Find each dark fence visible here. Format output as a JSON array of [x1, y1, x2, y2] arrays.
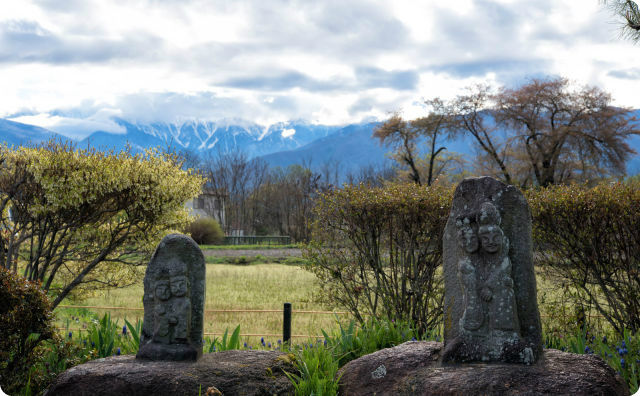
[[224, 235, 292, 245]]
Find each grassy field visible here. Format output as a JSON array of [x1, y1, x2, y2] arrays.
[[55, 263, 342, 346], [54, 261, 615, 348]]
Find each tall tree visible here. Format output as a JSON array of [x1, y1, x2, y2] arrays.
[[495, 77, 639, 186], [374, 99, 454, 186], [450, 84, 515, 185]]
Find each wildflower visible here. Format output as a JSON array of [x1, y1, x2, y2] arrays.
[[324, 340, 327, 347], [584, 346, 592, 354], [621, 340, 627, 348], [602, 336, 608, 344], [261, 337, 265, 346], [411, 337, 417, 342], [122, 325, 127, 336], [83, 340, 87, 346], [278, 340, 282, 345], [244, 342, 248, 348], [68, 331, 72, 339], [116, 347, 121, 356], [91, 341, 95, 348], [268, 342, 272, 348], [249, 346, 252, 350], [620, 358, 625, 368]]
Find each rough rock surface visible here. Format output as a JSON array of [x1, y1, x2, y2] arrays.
[[443, 176, 542, 363], [338, 341, 629, 396], [45, 350, 296, 396], [138, 233, 206, 361]]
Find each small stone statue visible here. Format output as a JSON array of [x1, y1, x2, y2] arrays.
[[137, 234, 205, 361], [443, 177, 542, 364]]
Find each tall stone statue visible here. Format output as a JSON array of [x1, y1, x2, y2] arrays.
[[137, 234, 206, 361], [443, 177, 542, 364]]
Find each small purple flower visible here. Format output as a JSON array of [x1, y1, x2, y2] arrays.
[[584, 346, 592, 354], [83, 340, 87, 346], [122, 325, 127, 336], [278, 339, 282, 345], [411, 337, 417, 342], [602, 336, 608, 344], [268, 342, 272, 348], [244, 342, 248, 348], [621, 340, 627, 348], [249, 346, 252, 350], [620, 358, 625, 368], [68, 331, 72, 339], [91, 341, 95, 348], [261, 337, 265, 346], [324, 340, 327, 347], [116, 347, 121, 356]]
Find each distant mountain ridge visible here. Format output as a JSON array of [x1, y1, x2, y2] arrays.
[[80, 118, 343, 158], [1, 114, 639, 176], [0, 118, 66, 147]]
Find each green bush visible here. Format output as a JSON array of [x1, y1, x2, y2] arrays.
[[305, 182, 452, 336], [0, 268, 55, 394], [528, 181, 640, 335], [187, 217, 224, 245]]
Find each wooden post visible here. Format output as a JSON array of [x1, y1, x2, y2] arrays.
[[283, 302, 292, 344]]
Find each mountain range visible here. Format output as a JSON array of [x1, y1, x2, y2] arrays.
[[1, 115, 639, 177]]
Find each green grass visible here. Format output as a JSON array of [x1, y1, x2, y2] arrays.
[[205, 255, 308, 265], [55, 263, 340, 346], [199, 243, 302, 250]]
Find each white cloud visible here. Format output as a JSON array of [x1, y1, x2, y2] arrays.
[[1, 0, 639, 141], [281, 128, 296, 138]]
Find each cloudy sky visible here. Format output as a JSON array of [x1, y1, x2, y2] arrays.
[[1, 0, 639, 139]]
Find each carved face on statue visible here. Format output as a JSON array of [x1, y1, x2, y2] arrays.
[[456, 218, 479, 254], [479, 225, 503, 253], [155, 280, 171, 301], [170, 275, 188, 297]]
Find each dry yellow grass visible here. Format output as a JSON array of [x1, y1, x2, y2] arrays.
[[55, 263, 344, 346]]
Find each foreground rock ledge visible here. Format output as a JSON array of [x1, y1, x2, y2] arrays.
[[45, 350, 295, 396], [338, 341, 629, 396]]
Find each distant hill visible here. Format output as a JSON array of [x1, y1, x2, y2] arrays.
[[0, 119, 65, 146]]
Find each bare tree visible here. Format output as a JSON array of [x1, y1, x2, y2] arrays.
[[495, 77, 639, 186], [450, 84, 515, 185], [374, 100, 454, 186]]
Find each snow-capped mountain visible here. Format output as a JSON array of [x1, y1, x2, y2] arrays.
[[80, 118, 342, 157]]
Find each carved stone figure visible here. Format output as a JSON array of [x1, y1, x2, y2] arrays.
[[456, 218, 483, 332], [137, 234, 205, 361], [443, 177, 542, 364]]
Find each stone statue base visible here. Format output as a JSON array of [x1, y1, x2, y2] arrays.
[[44, 351, 296, 396], [338, 341, 629, 396], [137, 342, 199, 361]]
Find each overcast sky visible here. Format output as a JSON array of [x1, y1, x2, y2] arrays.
[[1, 0, 639, 139]]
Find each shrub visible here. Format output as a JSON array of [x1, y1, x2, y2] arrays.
[[528, 181, 640, 335], [305, 182, 453, 335], [188, 217, 224, 245], [0, 268, 55, 394]]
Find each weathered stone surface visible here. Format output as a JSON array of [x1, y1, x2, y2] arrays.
[[338, 341, 629, 396], [45, 351, 296, 396], [442, 177, 542, 363], [137, 234, 206, 361]]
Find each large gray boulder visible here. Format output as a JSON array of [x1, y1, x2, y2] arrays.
[[45, 351, 296, 396], [338, 341, 629, 396]]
